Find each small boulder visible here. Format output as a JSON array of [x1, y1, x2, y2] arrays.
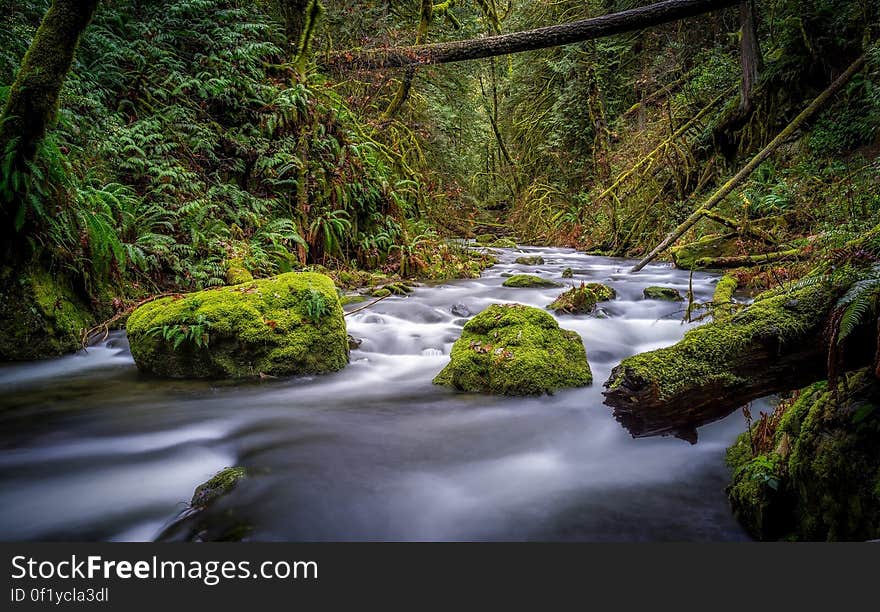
[[127, 272, 349, 379], [643, 286, 684, 301], [451, 302, 472, 318], [502, 274, 562, 289], [515, 255, 545, 265], [371, 287, 392, 298], [433, 303, 592, 395], [475, 233, 496, 245], [562, 267, 574, 279], [489, 237, 518, 248], [548, 283, 616, 314]]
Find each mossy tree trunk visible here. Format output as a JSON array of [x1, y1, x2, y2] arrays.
[[326, 0, 739, 70], [737, 0, 762, 113], [0, 0, 99, 232], [276, 0, 310, 49], [382, 0, 433, 121]]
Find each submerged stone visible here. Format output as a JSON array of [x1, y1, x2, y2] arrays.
[[451, 302, 472, 317], [433, 303, 592, 395], [502, 274, 562, 289], [548, 283, 616, 314], [643, 286, 683, 301], [515, 255, 545, 265], [126, 272, 348, 379]]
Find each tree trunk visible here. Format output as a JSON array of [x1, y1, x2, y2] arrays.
[[276, 0, 310, 48], [630, 55, 866, 273], [602, 283, 874, 443], [0, 0, 99, 244], [382, 0, 433, 120], [737, 0, 762, 113], [0, 0, 99, 174], [326, 0, 739, 70], [692, 247, 803, 268]]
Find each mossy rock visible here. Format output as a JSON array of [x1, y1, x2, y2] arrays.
[[433, 303, 592, 395], [158, 467, 252, 542], [548, 283, 616, 314], [670, 233, 739, 270], [191, 467, 248, 508], [489, 237, 517, 248], [643, 286, 683, 301], [127, 272, 348, 379], [726, 369, 880, 541], [502, 274, 562, 289], [0, 266, 96, 360], [225, 259, 254, 285], [371, 287, 392, 298], [515, 255, 544, 265], [475, 233, 496, 245], [562, 267, 574, 279]]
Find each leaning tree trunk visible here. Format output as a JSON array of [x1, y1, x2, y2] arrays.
[[0, 0, 99, 175], [0, 0, 100, 243], [602, 282, 875, 443], [737, 0, 762, 113], [326, 0, 739, 70]]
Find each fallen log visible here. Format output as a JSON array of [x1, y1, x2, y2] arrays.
[[631, 54, 866, 272], [602, 282, 874, 443], [325, 0, 738, 70], [693, 247, 804, 269]]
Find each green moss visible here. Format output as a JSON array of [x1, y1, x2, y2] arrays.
[[502, 274, 562, 289], [548, 283, 616, 314], [670, 233, 739, 270], [489, 237, 517, 248], [726, 370, 880, 540], [562, 267, 574, 279], [712, 274, 738, 318], [608, 283, 835, 400], [0, 266, 95, 360], [191, 467, 247, 508], [643, 286, 683, 301], [515, 255, 544, 265], [371, 287, 392, 298], [127, 272, 348, 379], [475, 233, 496, 245], [433, 303, 592, 395], [225, 259, 254, 285]]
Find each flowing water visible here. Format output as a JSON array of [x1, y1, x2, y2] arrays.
[[0, 247, 755, 541]]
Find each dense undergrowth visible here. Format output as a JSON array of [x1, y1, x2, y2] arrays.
[[0, 0, 486, 309]]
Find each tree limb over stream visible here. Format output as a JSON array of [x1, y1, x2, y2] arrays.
[[325, 0, 738, 70]]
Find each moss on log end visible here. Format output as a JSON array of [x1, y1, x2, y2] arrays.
[[603, 283, 844, 441], [433, 303, 592, 395], [548, 283, 616, 314], [127, 272, 348, 379], [502, 274, 562, 288], [726, 370, 880, 540]]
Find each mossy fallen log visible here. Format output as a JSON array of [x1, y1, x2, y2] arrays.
[[602, 283, 874, 442], [693, 248, 803, 269]]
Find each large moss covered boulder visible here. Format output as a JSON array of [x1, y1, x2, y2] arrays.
[[433, 303, 592, 395], [127, 272, 348, 379]]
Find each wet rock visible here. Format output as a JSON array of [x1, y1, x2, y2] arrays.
[[451, 302, 472, 317], [643, 286, 684, 301], [502, 274, 562, 289], [562, 267, 574, 279], [548, 283, 616, 314], [515, 255, 545, 266], [347, 334, 363, 350], [433, 303, 592, 395], [157, 467, 251, 542], [127, 272, 349, 379]]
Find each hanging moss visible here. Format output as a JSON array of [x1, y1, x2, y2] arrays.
[[433, 303, 592, 395], [127, 272, 348, 379]]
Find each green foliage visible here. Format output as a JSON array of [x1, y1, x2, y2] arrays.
[[834, 263, 880, 343], [300, 287, 329, 320], [146, 314, 211, 350]]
